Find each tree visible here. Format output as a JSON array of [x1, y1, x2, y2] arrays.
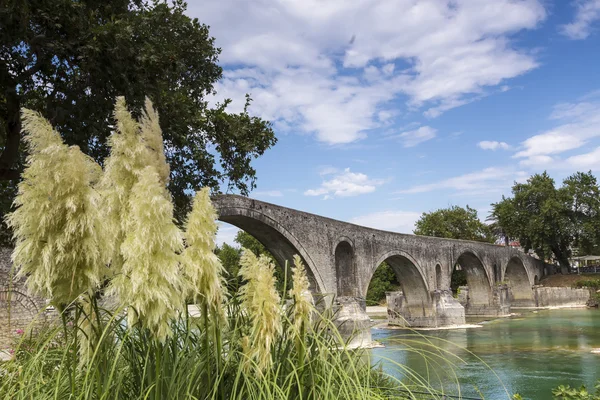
[[414, 205, 494, 243], [0, 0, 276, 244], [491, 171, 600, 272], [561, 171, 600, 256], [215, 243, 242, 292], [366, 262, 400, 305]]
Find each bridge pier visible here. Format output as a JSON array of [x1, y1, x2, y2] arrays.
[[459, 284, 511, 317], [386, 290, 466, 328], [332, 296, 372, 347]]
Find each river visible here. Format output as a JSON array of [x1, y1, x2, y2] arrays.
[[369, 309, 600, 399]]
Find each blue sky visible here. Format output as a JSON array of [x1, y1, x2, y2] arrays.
[[185, 0, 600, 246]]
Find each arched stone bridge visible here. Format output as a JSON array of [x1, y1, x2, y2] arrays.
[[213, 195, 550, 328]]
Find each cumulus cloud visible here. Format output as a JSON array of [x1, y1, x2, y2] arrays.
[[561, 0, 600, 39], [193, 0, 546, 144], [350, 211, 420, 233], [513, 97, 600, 165], [304, 168, 384, 198], [478, 141, 511, 150], [564, 146, 600, 170]]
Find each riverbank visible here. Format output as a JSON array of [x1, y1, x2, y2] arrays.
[[540, 273, 600, 287]]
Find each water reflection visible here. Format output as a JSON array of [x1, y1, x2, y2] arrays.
[[370, 309, 600, 399]]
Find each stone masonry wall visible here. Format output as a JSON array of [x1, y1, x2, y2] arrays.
[[0, 247, 50, 349], [533, 286, 590, 308]]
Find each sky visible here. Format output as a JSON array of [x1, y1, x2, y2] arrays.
[[184, 0, 600, 246]]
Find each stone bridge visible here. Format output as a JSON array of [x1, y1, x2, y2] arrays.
[[213, 195, 550, 330]]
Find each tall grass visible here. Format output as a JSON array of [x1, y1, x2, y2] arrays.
[[0, 289, 405, 399]]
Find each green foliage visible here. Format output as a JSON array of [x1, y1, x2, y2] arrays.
[[0, 0, 276, 245], [215, 243, 243, 292], [366, 263, 400, 305], [450, 268, 467, 295], [563, 172, 600, 256], [491, 171, 600, 271], [414, 205, 494, 243], [551, 381, 600, 399], [572, 279, 600, 290]]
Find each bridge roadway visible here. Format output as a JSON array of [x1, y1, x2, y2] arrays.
[[213, 195, 550, 337]]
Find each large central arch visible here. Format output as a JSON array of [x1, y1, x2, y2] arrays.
[[456, 250, 492, 311], [504, 256, 534, 307], [218, 208, 325, 293], [369, 250, 433, 325]]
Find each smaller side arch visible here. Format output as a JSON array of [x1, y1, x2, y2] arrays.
[[504, 256, 535, 307], [455, 250, 492, 307]]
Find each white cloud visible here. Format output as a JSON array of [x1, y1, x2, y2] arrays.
[[565, 146, 600, 170], [513, 98, 600, 164], [561, 0, 600, 40], [390, 126, 437, 147], [304, 168, 384, 198], [253, 190, 284, 197], [216, 223, 239, 247], [399, 167, 526, 194], [478, 141, 511, 150], [194, 0, 546, 144], [350, 211, 420, 233]]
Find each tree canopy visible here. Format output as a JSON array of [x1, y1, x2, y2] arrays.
[[0, 0, 276, 243], [490, 171, 600, 271], [413, 205, 494, 243]]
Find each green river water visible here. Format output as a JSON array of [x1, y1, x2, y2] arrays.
[[370, 308, 600, 399]]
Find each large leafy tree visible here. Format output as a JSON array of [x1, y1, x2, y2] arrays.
[[0, 0, 276, 243], [562, 171, 600, 255], [491, 171, 600, 272], [413, 205, 494, 243]]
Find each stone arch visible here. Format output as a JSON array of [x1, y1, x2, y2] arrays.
[[335, 240, 356, 297], [0, 290, 40, 316], [435, 264, 443, 290], [369, 250, 432, 319], [504, 256, 534, 307], [455, 250, 492, 308], [217, 207, 325, 292]]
